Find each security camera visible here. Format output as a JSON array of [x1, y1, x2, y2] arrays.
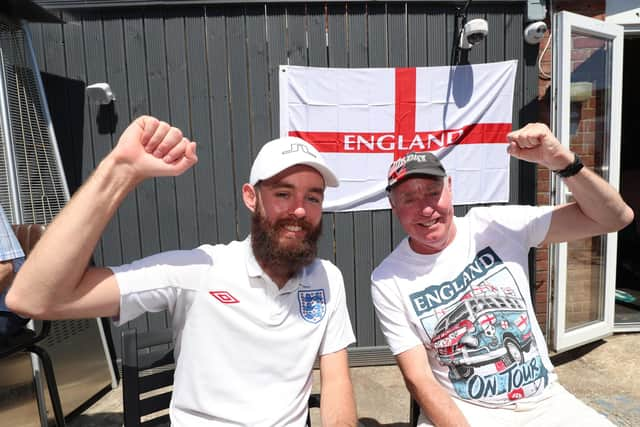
[[459, 18, 489, 50], [524, 21, 547, 44]]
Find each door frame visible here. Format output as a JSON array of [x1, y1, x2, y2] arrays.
[[551, 11, 624, 352]]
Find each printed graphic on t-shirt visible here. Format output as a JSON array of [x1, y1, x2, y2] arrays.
[[298, 289, 326, 324], [410, 247, 549, 405]]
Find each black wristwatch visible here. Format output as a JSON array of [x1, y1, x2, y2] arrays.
[[554, 153, 584, 178]]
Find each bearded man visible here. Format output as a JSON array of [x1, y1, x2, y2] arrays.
[[7, 116, 357, 427]]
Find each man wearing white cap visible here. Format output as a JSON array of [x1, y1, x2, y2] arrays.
[[8, 116, 357, 427]]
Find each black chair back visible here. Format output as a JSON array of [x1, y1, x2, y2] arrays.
[[0, 224, 66, 427], [121, 327, 174, 427]]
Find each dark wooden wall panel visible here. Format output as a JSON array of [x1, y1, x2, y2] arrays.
[[206, 8, 236, 245], [30, 1, 536, 362], [186, 12, 219, 246]]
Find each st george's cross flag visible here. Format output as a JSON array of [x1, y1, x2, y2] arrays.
[[279, 60, 518, 212]]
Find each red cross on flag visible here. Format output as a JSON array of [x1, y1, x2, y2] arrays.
[[516, 313, 529, 332], [279, 60, 518, 212]]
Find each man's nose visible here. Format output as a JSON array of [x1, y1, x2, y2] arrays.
[[291, 206, 306, 218], [420, 204, 435, 216]]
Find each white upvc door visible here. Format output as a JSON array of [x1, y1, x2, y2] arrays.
[[551, 11, 624, 352]]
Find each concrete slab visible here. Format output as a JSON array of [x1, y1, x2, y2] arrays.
[[553, 333, 640, 427]]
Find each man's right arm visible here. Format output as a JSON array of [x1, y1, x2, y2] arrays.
[[6, 116, 197, 320], [0, 261, 14, 293], [396, 345, 470, 427]]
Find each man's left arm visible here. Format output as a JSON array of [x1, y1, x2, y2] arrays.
[[318, 349, 357, 427], [506, 123, 634, 244]]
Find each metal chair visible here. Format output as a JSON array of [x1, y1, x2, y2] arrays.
[[0, 224, 65, 426], [121, 326, 320, 426], [410, 397, 419, 426]]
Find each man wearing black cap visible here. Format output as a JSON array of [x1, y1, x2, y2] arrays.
[[371, 123, 633, 426], [8, 116, 357, 426]]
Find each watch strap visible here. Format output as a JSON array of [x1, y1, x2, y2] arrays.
[[554, 153, 584, 178]]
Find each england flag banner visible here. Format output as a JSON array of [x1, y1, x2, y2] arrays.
[[279, 60, 518, 212]]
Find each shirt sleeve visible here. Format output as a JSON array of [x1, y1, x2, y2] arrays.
[[371, 275, 422, 355], [526, 205, 554, 247], [0, 206, 24, 262], [477, 205, 554, 249], [318, 262, 356, 355], [110, 248, 212, 326]]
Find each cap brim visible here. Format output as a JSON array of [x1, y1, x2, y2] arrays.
[[386, 171, 445, 191], [300, 161, 339, 187]]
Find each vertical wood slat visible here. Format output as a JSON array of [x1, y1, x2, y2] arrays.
[[305, 3, 336, 263], [348, 3, 376, 347], [54, 12, 88, 195], [165, 13, 199, 248], [206, 7, 237, 245], [39, 15, 81, 195], [144, 11, 180, 252], [288, 5, 308, 67], [326, 3, 357, 334], [367, 2, 392, 346], [505, 5, 524, 205], [29, 2, 535, 360], [226, 6, 252, 239], [103, 12, 142, 266], [386, 4, 408, 249], [125, 12, 162, 263], [266, 4, 286, 141], [307, 4, 327, 68], [185, 10, 218, 245], [245, 5, 271, 157], [81, 15, 118, 268], [408, 4, 427, 67], [426, 6, 450, 66]]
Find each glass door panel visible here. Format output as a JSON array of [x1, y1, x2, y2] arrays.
[[552, 12, 623, 351]]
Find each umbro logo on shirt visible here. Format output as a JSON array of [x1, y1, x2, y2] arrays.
[[209, 291, 240, 304]]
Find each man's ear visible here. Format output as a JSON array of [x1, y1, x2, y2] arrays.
[[387, 191, 396, 212], [242, 183, 258, 213]]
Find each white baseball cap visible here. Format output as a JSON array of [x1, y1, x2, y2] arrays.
[[249, 136, 339, 187]]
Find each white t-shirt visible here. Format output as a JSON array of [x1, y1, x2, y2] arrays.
[[372, 205, 556, 408], [112, 237, 355, 427]]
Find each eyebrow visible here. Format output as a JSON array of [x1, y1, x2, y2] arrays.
[[265, 182, 324, 195]]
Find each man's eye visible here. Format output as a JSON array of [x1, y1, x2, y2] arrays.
[[307, 195, 322, 204], [276, 192, 290, 198]]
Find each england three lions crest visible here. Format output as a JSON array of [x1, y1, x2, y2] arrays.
[[298, 289, 326, 324]]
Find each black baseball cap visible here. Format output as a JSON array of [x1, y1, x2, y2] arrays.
[[386, 151, 447, 191]]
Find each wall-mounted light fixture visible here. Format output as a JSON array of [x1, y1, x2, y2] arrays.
[[85, 82, 115, 105]]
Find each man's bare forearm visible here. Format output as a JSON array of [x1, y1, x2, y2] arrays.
[[319, 349, 358, 427], [397, 347, 470, 427], [562, 164, 633, 233], [7, 116, 197, 319], [7, 156, 136, 318]]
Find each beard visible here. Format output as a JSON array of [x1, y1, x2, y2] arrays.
[[251, 210, 322, 277]]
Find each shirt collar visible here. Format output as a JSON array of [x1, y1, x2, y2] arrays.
[[243, 236, 312, 292]]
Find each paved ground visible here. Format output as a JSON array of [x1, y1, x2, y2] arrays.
[[551, 333, 640, 427], [67, 333, 640, 426]]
